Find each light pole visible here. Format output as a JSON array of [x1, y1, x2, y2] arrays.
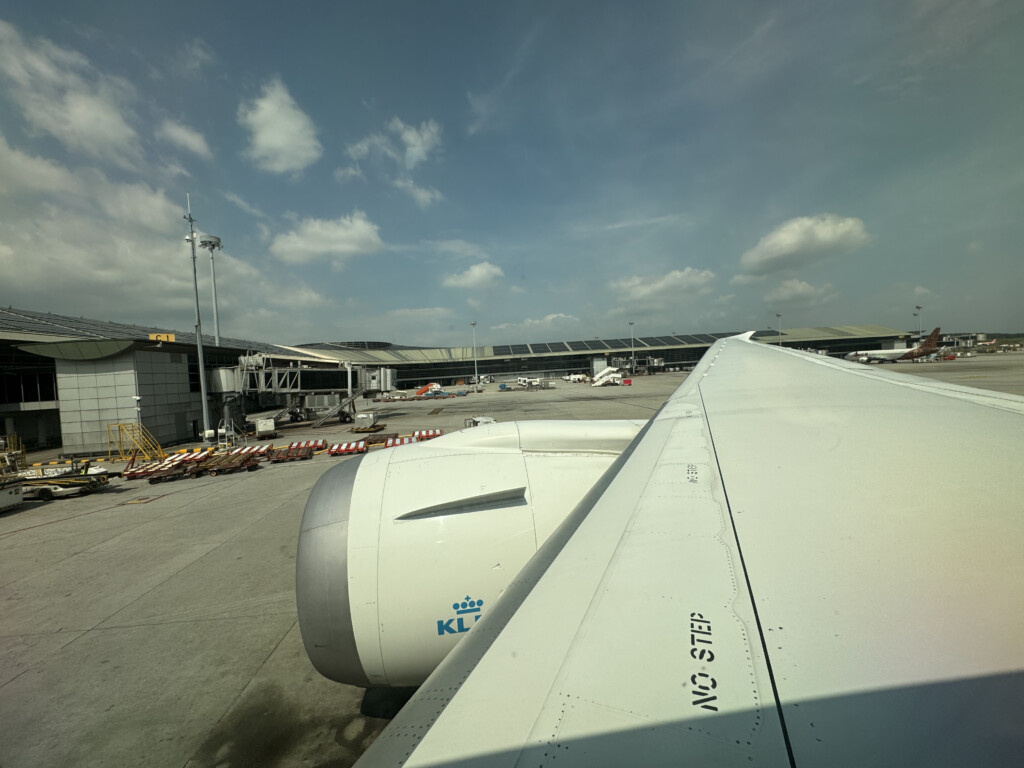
[[200, 235, 223, 346], [776, 313, 782, 346], [184, 195, 211, 439], [629, 321, 634, 374], [915, 305, 923, 337], [470, 321, 479, 392]]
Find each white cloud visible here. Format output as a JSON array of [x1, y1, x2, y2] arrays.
[[346, 117, 443, 170], [346, 132, 398, 164], [387, 117, 442, 169], [160, 161, 190, 178], [344, 117, 443, 207], [426, 239, 488, 259], [371, 307, 458, 346], [602, 214, 678, 232], [223, 191, 267, 218], [442, 261, 505, 289], [0, 20, 142, 169], [269, 210, 383, 265], [0, 133, 178, 234], [0, 179, 210, 327], [156, 119, 211, 158], [238, 77, 322, 174], [173, 39, 214, 78], [739, 214, 869, 276], [913, 285, 932, 297], [491, 313, 578, 331], [467, 91, 498, 137], [0, 132, 79, 195], [730, 273, 765, 285], [386, 307, 455, 322], [764, 279, 835, 305], [94, 177, 181, 233], [394, 177, 443, 208], [334, 164, 364, 183], [466, 24, 541, 135], [610, 268, 716, 302]]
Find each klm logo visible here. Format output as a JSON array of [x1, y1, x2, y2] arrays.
[[436, 595, 484, 636]]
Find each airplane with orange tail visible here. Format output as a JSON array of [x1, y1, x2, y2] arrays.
[[845, 327, 941, 363]]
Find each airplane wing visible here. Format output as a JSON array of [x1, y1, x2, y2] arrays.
[[355, 335, 1024, 767]]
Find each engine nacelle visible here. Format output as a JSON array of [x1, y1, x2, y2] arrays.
[[296, 419, 644, 687]]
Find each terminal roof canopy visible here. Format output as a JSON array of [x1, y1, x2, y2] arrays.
[[1, 307, 907, 366]]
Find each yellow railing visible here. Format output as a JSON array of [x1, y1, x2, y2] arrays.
[[106, 423, 166, 461], [1, 434, 27, 469]]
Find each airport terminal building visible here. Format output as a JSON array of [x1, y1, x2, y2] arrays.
[[1, 307, 910, 455]]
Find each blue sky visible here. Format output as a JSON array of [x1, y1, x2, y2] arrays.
[[1, 2, 1022, 347]]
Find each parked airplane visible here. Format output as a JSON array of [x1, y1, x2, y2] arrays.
[[297, 332, 1023, 767], [844, 326, 940, 363]]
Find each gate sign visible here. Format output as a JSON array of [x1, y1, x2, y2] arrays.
[[149, 333, 176, 342]]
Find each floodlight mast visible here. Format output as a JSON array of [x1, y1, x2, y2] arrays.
[[629, 321, 635, 374], [471, 321, 479, 392], [199, 235, 223, 346], [184, 194, 211, 439]]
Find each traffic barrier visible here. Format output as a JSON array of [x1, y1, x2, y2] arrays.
[[287, 440, 327, 451], [413, 429, 444, 441], [328, 441, 367, 455], [384, 436, 418, 449]]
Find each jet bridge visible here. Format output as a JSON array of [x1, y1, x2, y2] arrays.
[[209, 355, 396, 427], [203, 354, 358, 426], [236, 354, 354, 394]]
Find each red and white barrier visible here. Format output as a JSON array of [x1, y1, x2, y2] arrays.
[[288, 440, 327, 451], [413, 429, 444, 440], [237, 444, 271, 455], [384, 436, 418, 449], [328, 441, 367, 456]]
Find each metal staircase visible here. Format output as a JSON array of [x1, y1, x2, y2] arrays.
[[107, 423, 166, 460], [590, 367, 621, 387], [312, 389, 364, 428]]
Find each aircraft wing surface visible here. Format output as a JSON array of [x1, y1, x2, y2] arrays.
[[357, 336, 1024, 767]]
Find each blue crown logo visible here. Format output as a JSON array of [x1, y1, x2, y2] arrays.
[[453, 595, 483, 615]]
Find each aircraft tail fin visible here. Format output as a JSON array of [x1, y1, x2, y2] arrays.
[[919, 327, 941, 352]]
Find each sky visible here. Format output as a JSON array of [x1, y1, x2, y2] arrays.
[[1, 1, 1022, 348]]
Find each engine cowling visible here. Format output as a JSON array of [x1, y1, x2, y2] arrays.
[[296, 419, 644, 687]]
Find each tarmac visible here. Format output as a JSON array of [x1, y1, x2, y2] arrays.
[[1, 353, 1021, 768]]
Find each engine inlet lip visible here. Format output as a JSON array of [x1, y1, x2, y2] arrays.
[[296, 456, 371, 687]]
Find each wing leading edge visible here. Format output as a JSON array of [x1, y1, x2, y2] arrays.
[[356, 336, 1024, 767]]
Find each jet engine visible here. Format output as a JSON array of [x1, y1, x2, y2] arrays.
[[296, 419, 644, 688]]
